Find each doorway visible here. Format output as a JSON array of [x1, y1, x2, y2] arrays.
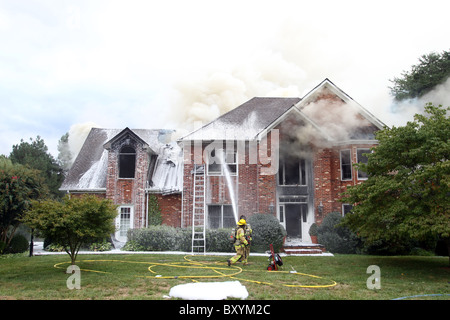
[[115, 206, 133, 242], [284, 203, 307, 238]]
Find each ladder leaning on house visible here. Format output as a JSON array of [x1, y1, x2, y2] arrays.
[[191, 164, 206, 254]]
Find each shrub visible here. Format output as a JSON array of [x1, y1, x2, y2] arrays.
[[7, 234, 29, 254], [247, 214, 286, 253], [125, 226, 236, 252], [317, 212, 359, 254], [89, 240, 113, 252], [206, 228, 234, 252], [309, 223, 318, 236], [127, 225, 178, 251]]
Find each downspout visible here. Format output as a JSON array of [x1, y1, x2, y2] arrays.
[[145, 190, 149, 228]]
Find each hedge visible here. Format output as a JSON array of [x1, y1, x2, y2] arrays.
[[124, 226, 234, 252], [124, 214, 287, 253]]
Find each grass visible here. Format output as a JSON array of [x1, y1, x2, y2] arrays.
[[0, 252, 448, 300]]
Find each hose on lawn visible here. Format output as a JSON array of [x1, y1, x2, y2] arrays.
[[54, 255, 337, 289]]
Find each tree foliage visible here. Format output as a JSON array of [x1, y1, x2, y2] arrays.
[[21, 195, 117, 264], [341, 104, 449, 259], [10, 136, 64, 198], [0, 157, 47, 253], [389, 50, 450, 101]]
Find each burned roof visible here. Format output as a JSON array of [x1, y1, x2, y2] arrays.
[[60, 128, 178, 192], [179, 97, 301, 141], [179, 79, 386, 143]]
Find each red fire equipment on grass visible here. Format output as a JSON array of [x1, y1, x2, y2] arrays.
[[267, 244, 283, 271]]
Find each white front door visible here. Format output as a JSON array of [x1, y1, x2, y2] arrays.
[[115, 206, 133, 242]]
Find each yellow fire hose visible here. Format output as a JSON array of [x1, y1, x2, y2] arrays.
[[54, 255, 337, 289]]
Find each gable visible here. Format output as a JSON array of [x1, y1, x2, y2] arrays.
[[104, 127, 153, 153], [295, 79, 385, 134]]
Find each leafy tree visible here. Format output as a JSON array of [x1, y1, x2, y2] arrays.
[[341, 104, 450, 263], [10, 136, 64, 198], [21, 195, 117, 264], [389, 50, 450, 101], [0, 157, 47, 253]]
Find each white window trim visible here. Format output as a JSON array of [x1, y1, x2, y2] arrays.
[[206, 148, 238, 177], [340, 149, 352, 181], [115, 205, 134, 242]]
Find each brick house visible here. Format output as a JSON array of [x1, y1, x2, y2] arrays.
[[60, 79, 385, 245], [60, 128, 183, 243]]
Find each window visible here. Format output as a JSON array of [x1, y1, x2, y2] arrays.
[[119, 207, 131, 237], [340, 150, 352, 180], [207, 205, 235, 229], [357, 148, 370, 180], [207, 148, 237, 176], [342, 204, 353, 216], [278, 158, 307, 185], [119, 146, 136, 178], [279, 205, 284, 223]]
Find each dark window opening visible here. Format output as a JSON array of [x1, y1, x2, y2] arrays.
[[119, 146, 136, 178], [279, 158, 307, 185], [340, 150, 352, 180], [343, 204, 353, 216]]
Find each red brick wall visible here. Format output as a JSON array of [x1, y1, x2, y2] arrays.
[[181, 133, 278, 228], [105, 142, 149, 229], [154, 193, 182, 227], [313, 144, 376, 224]]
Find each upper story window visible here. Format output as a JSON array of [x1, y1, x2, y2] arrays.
[[119, 146, 136, 178], [357, 148, 370, 180], [207, 148, 237, 176], [278, 158, 307, 186], [340, 149, 352, 180]]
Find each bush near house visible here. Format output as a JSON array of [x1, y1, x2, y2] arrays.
[[124, 214, 287, 253], [247, 214, 286, 253], [317, 212, 359, 254], [124, 226, 233, 252]]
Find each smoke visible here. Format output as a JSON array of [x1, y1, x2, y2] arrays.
[[388, 77, 450, 126], [169, 50, 306, 131], [67, 121, 99, 163]]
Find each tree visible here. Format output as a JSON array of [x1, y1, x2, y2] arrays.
[[21, 195, 117, 264], [0, 157, 47, 253], [341, 104, 449, 262], [389, 50, 450, 101], [10, 136, 64, 198]]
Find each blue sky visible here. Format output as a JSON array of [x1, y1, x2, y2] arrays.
[[0, 0, 449, 157]]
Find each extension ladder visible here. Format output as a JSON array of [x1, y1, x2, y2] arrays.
[[191, 164, 206, 254]]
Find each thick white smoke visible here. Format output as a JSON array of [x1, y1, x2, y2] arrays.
[[169, 50, 307, 130], [388, 77, 450, 126]]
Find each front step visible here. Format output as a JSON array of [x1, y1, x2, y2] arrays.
[[282, 241, 327, 255], [283, 247, 325, 255]]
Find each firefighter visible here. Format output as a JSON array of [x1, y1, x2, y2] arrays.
[[227, 219, 249, 266], [237, 215, 252, 263]]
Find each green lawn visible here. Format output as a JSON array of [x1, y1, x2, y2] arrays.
[[0, 253, 448, 300]]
